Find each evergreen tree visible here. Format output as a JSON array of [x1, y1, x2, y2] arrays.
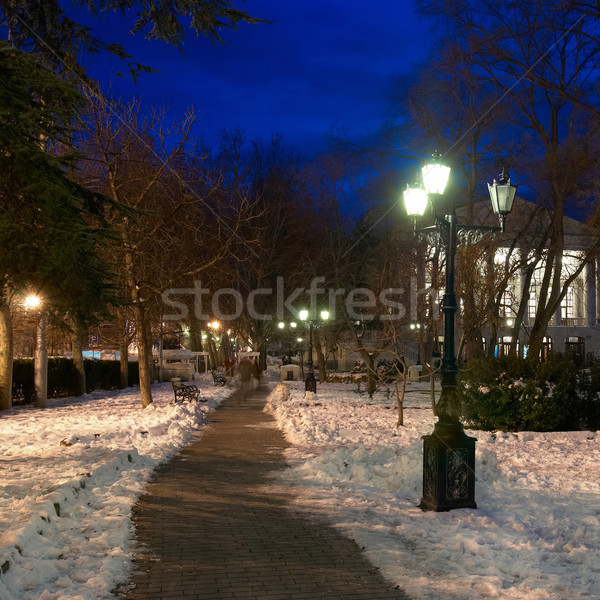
[[0, 0, 265, 79], [0, 41, 113, 409]]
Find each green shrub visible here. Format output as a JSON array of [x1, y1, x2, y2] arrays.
[[12, 358, 140, 404], [12, 359, 34, 404], [458, 355, 598, 432], [84, 359, 118, 392], [48, 358, 79, 398], [127, 361, 139, 387]]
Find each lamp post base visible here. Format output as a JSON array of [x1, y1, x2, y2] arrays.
[[419, 419, 477, 512], [304, 373, 317, 393]]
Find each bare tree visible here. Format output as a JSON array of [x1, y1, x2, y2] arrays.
[[410, 0, 600, 359], [76, 97, 204, 407]]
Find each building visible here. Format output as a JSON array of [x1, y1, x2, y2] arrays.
[[452, 197, 600, 363]]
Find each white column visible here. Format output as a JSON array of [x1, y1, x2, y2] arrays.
[[586, 260, 596, 327], [520, 262, 529, 326], [554, 302, 562, 327]]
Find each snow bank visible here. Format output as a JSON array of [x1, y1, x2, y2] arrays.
[[265, 382, 600, 600], [0, 382, 231, 600]]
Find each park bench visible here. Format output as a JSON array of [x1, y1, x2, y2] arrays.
[[171, 377, 204, 402], [211, 370, 227, 386]]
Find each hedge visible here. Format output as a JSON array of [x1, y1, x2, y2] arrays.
[[11, 358, 140, 404], [457, 355, 600, 432]]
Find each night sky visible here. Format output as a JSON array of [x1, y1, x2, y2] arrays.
[[86, 0, 433, 155]]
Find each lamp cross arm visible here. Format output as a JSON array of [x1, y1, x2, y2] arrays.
[[456, 224, 501, 246]]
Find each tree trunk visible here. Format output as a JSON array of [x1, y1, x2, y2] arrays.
[[362, 351, 377, 398], [71, 324, 86, 395], [134, 301, 153, 408], [207, 334, 219, 370], [188, 316, 204, 352], [0, 301, 13, 411], [258, 345, 267, 374], [157, 326, 164, 383], [464, 333, 484, 362], [422, 336, 434, 376], [314, 330, 327, 383], [145, 323, 154, 381], [394, 376, 406, 427], [34, 310, 48, 408], [117, 307, 129, 389], [119, 334, 129, 388]]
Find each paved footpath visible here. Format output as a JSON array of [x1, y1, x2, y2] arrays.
[[120, 386, 411, 600]]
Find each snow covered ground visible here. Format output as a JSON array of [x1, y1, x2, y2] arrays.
[[1, 373, 599, 600], [264, 380, 600, 600], [0, 377, 233, 600]]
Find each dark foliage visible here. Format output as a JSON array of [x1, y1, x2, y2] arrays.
[[0, 1, 266, 80], [458, 355, 600, 432], [12, 358, 139, 404]]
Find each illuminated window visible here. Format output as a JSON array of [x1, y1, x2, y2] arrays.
[[500, 288, 512, 317], [528, 291, 536, 320], [561, 287, 574, 320]]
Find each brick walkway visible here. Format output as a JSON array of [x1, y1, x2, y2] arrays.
[[120, 386, 410, 600]]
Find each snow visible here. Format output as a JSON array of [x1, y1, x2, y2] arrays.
[[0, 378, 233, 600], [1, 374, 599, 600], [264, 381, 600, 600]]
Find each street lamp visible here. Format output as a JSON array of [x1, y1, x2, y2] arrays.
[[299, 309, 329, 393], [24, 295, 41, 310], [405, 153, 516, 512]]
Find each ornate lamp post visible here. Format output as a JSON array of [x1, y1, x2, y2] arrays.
[[299, 309, 329, 393], [405, 154, 516, 511]]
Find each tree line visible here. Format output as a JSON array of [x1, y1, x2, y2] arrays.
[[2, 0, 600, 410]]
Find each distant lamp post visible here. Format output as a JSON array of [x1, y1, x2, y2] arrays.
[[299, 309, 329, 393], [405, 153, 516, 511], [410, 322, 423, 364]]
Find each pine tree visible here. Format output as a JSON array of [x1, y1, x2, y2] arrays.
[[0, 41, 113, 409], [0, 0, 265, 80]]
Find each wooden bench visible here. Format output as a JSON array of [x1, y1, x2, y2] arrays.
[[171, 378, 205, 402], [212, 370, 226, 386]]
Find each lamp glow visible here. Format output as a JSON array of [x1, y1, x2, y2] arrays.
[[25, 295, 41, 310], [422, 154, 451, 195], [404, 185, 428, 217]]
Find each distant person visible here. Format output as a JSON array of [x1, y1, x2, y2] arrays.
[[223, 357, 233, 375], [238, 358, 252, 382], [238, 358, 253, 399]]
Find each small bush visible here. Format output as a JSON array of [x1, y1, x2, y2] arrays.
[[84, 359, 119, 392], [458, 355, 599, 432], [12, 358, 140, 404], [12, 359, 34, 404], [48, 358, 79, 398]]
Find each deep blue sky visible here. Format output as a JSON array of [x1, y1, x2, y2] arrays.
[[86, 0, 433, 155]]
